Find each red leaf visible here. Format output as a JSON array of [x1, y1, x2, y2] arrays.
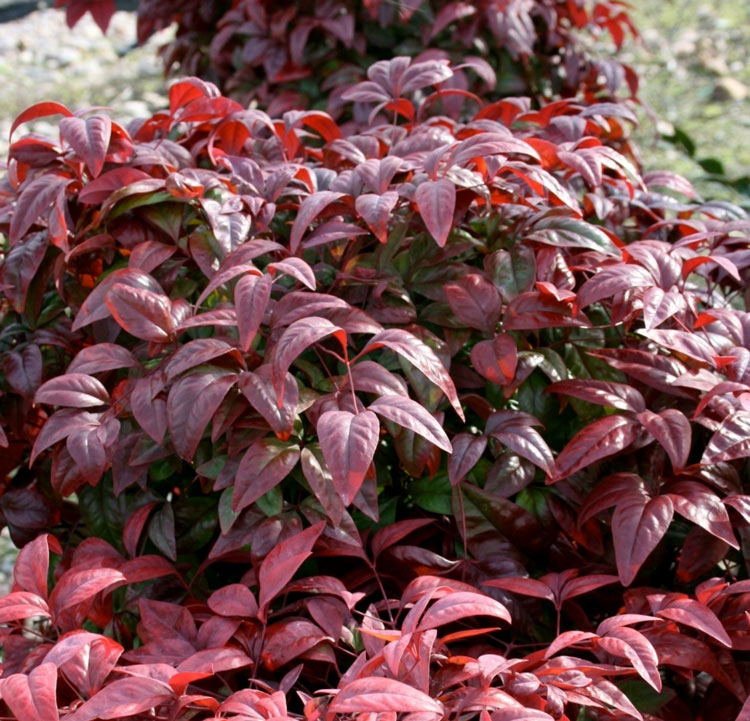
[[0, 591, 51, 623], [4, 344, 42, 399], [9, 174, 70, 244], [371, 518, 433, 560], [317, 410, 380, 505], [666, 481, 738, 548], [239, 367, 298, 439], [290, 191, 345, 253], [235, 273, 272, 351], [130, 374, 167, 444], [167, 369, 237, 461], [0, 662, 59, 721], [598, 626, 661, 691], [417, 591, 511, 630], [177, 647, 253, 673], [486, 411, 554, 475], [59, 115, 112, 178], [67, 344, 139, 375], [207, 584, 258, 618], [483, 577, 555, 603], [10, 101, 71, 140], [612, 494, 674, 586], [233, 439, 301, 512], [415, 178, 456, 247], [369, 395, 451, 452], [1, 231, 48, 311], [702, 410, 750, 464], [165, 339, 242, 382], [330, 677, 443, 715], [642, 287, 686, 330], [355, 191, 399, 243], [31, 409, 101, 465], [105, 283, 175, 342], [654, 597, 732, 647], [13, 533, 61, 599], [72, 268, 163, 331], [262, 618, 331, 671], [576, 265, 653, 309], [267, 257, 316, 290], [357, 328, 463, 419], [637, 409, 691, 470], [470, 334, 517, 386], [257, 521, 325, 620], [444, 274, 502, 332], [35, 373, 109, 408], [272, 318, 346, 406], [552, 414, 640, 482], [64, 677, 173, 721], [78, 167, 151, 204], [546, 379, 645, 413], [448, 433, 487, 485], [49, 568, 125, 619]]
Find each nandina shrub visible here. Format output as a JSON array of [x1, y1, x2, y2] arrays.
[[56, 0, 639, 111], [2, 61, 750, 720]]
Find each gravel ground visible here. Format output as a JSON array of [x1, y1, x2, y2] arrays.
[[0, 2, 747, 592], [0, 7, 170, 158]]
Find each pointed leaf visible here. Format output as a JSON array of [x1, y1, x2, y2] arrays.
[[233, 439, 301, 512], [415, 179, 455, 247], [637, 409, 691, 470], [59, 115, 112, 178], [369, 395, 451, 452], [330, 677, 443, 715], [257, 522, 325, 619], [35, 374, 109, 408], [318, 410, 380, 505]]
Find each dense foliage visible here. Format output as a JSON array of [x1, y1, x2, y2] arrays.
[[2, 7, 750, 721], [56, 0, 639, 109]]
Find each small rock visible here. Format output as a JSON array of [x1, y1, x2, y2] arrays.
[[698, 52, 729, 76], [711, 76, 748, 102]]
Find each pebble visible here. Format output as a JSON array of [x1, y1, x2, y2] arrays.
[[711, 76, 748, 101]]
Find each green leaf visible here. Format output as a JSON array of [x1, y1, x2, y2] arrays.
[[410, 471, 452, 515]]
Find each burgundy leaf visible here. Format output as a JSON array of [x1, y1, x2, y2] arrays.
[[642, 287, 686, 330], [105, 283, 175, 342], [9, 174, 69, 244], [35, 374, 109, 408], [239, 367, 298, 440], [702, 410, 750, 464], [470, 334, 517, 386], [330, 677, 443, 715], [4, 344, 43, 399], [1, 231, 48, 311], [637, 409, 691, 470], [67, 344, 139, 375], [448, 433, 487, 485], [0, 591, 51, 623], [257, 521, 325, 620], [369, 395, 451, 452], [371, 518, 433, 561], [546, 379, 645, 413], [355, 191, 399, 243], [417, 591, 511, 630], [357, 328, 463, 419], [207, 584, 258, 618], [483, 577, 555, 603], [552, 414, 640, 482], [49, 568, 126, 619], [272, 317, 346, 406], [64, 677, 173, 721], [415, 179, 456, 247], [59, 115, 112, 178], [267, 257, 316, 290], [235, 274, 272, 351], [165, 338, 242, 381], [233, 439, 301, 512], [78, 167, 151, 204], [654, 597, 731, 647], [167, 369, 237, 461], [485, 411, 554, 475], [612, 494, 674, 586], [14, 533, 61, 599], [72, 268, 163, 331], [0, 662, 59, 721], [290, 191, 345, 253], [444, 274, 502, 332], [317, 410, 380, 505]]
